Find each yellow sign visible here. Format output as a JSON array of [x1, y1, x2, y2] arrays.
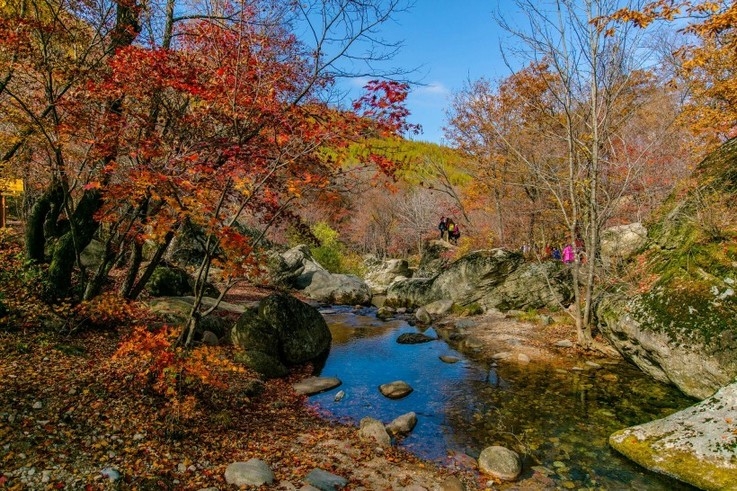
[[0, 178, 23, 195]]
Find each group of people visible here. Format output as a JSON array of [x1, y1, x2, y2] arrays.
[[438, 216, 461, 245], [436, 216, 586, 263], [543, 241, 585, 264]]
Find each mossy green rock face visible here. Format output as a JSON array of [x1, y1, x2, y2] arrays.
[[148, 266, 192, 296], [610, 382, 737, 491], [231, 293, 331, 378], [146, 265, 220, 298], [257, 293, 331, 365], [597, 138, 737, 399]]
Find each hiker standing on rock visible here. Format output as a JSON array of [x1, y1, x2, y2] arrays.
[[438, 217, 448, 240]]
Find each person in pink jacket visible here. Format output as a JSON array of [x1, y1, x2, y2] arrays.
[[562, 244, 576, 264]]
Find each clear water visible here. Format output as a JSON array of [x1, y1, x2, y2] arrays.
[[309, 306, 698, 490]]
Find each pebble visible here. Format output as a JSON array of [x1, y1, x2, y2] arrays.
[[100, 467, 121, 482], [32, 401, 43, 409]]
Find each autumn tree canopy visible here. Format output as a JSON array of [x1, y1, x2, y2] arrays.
[[0, 0, 415, 319]]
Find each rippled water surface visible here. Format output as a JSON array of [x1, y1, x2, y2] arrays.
[[309, 306, 698, 490]]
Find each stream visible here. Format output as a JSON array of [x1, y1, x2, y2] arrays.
[[308, 306, 698, 490]]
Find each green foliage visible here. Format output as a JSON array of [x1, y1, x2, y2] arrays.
[[312, 221, 340, 247], [626, 140, 737, 345], [327, 137, 471, 186], [451, 302, 484, 317], [517, 308, 540, 322], [309, 222, 366, 276]]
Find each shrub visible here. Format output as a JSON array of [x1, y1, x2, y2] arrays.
[[309, 222, 366, 276]]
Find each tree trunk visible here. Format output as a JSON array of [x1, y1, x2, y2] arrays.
[[125, 229, 175, 300], [46, 190, 102, 297], [120, 240, 143, 298]]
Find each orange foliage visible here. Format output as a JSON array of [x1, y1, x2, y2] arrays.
[[608, 1, 737, 152], [112, 324, 247, 420]]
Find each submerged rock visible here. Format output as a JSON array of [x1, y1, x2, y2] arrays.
[[478, 446, 522, 481], [396, 332, 435, 344], [609, 382, 737, 490], [439, 355, 460, 364], [379, 380, 413, 399]]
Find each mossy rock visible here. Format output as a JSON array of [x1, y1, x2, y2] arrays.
[[609, 383, 737, 490], [233, 350, 288, 379], [598, 138, 737, 398], [258, 293, 331, 365], [146, 265, 220, 298], [230, 293, 331, 378], [147, 266, 192, 297], [231, 308, 280, 355]]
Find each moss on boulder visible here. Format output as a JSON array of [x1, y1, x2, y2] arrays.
[[597, 138, 737, 399], [610, 383, 737, 490]]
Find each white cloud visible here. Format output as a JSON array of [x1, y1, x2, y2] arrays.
[[414, 82, 451, 97]]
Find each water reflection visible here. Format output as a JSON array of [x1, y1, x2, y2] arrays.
[[309, 306, 697, 490]]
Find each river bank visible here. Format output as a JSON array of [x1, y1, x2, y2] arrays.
[[0, 284, 690, 490]]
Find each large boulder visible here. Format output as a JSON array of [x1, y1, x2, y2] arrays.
[[596, 138, 737, 399], [145, 264, 220, 298], [428, 250, 524, 306], [415, 240, 454, 278], [258, 293, 332, 364], [597, 294, 736, 399], [270, 245, 371, 305], [147, 296, 237, 341], [386, 249, 570, 312], [478, 260, 573, 311], [271, 244, 327, 289], [302, 270, 371, 305], [385, 278, 436, 308], [609, 382, 737, 490], [364, 258, 413, 295], [231, 293, 331, 377], [600, 222, 648, 269]]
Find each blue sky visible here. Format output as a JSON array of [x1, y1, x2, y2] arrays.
[[350, 1, 517, 145]]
